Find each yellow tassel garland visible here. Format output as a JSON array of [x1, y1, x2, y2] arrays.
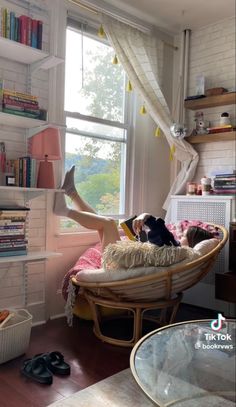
[[139, 104, 147, 115], [112, 54, 118, 64], [155, 126, 161, 137], [98, 24, 106, 38], [169, 144, 176, 161], [126, 80, 133, 92]]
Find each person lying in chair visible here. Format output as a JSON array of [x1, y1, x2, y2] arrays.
[[54, 166, 214, 254]]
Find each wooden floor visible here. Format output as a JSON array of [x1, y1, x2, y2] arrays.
[[0, 304, 216, 407]]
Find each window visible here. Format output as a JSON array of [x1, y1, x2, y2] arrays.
[[63, 19, 131, 231]]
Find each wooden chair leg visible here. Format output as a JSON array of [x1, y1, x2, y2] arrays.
[[168, 293, 183, 323], [133, 308, 142, 344]]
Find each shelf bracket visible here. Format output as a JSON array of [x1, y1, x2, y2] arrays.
[[30, 55, 64, 74]]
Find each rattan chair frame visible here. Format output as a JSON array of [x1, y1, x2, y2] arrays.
[[72, 224, 228, 347]]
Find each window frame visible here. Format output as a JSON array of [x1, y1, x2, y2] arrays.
[[61, 17, 134, 233]]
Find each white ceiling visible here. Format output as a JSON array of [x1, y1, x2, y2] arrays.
[[106, 0, 235, 33]]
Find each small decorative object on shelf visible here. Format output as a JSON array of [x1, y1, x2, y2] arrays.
[[170, 123, 188, 139], [201, 176, 212, 195], [29, 127, 62, 189], [195, 74, 205, 96], [205, 87, 227, 96], [186, 182, 197, 195], [194, 111, 209, 135], [220, 112, 231, 126]]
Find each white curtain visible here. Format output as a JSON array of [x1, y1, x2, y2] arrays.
[[102, 15, 199, 220]]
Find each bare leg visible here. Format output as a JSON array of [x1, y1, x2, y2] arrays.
[[54, 192, 120, 251], [62, 165, 101, 240], [68, 209, 120, 250]]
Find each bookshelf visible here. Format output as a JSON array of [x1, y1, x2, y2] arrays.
[[0, 186, 63, 199], [0, 36, 48, 64], [186, 131, 236, 144], [0, 36, 63, 71], [184, 92, 236, 110], [0, 111, 47, 128], [0, 251, 61, 264]]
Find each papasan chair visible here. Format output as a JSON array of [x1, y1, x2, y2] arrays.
[[63, 220, 228, 347]]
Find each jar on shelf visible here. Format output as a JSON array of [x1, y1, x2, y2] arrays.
[[186, 182, 197, 195], [201, 176, 212, 195]]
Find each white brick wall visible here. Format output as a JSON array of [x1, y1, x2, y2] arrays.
[[185, 17, 235, 181], [0, 0, 50, 322]]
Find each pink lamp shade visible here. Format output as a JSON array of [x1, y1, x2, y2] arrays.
[[29, 127, 62, 189]]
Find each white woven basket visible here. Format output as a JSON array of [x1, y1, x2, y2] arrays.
[[0, 309, 32, 364]]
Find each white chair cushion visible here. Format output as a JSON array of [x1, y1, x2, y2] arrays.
[[75, 239, 219, 284]]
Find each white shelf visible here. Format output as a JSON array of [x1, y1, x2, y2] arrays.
[[0, 37, 49, 64], [0, 186, 62, 192], [0, 251, 62, 264], [0, 111, 47, 129], [0, 186, 63, 199]]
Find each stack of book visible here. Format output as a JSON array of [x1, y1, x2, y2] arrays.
[[213, 172, 236, 195], [2, 89, 40, 119], [0, 8, 43, 49], [0, 206, 29, 257]]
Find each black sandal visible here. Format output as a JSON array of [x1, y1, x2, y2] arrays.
[[21, 356, 53, 385], [35, 351, 71, 375]]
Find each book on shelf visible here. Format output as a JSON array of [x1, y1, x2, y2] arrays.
[[3, 90, 38, 101], [206, 125, 235, 134], [120, 215, 148, 242], [0, 206, 30, 217], [10, 11, 15, 40], [0, 79, 3, 112], [0, 205, 29, 210], [213, 189, 236, 195], [213, 182, 236, 189], [0, 224, 25, 229], [0, 245, 27, 252], [37, 20, 43, 50], [2, 107, 40, 119], [0, 234, 25, 240], [214, 171, 236, 178], [0, 8, 43, 49], [0, 249, 27, 257]]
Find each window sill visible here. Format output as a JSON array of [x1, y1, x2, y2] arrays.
[[56, 230, 99, 249]]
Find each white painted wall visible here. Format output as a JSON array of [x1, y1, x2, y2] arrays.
[[183, 17, 235, 182]]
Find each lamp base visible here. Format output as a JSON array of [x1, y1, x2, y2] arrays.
[[37, 160, 55, 189]]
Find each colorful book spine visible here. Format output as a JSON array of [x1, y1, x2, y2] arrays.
[[0, 79, 3, 112], [2, 107, 40, 118], [5, 9, 10, 39], [213, 189, 236, 194], [10, 11, 15, 40], [37, 20, 43, 49], [27, 16, 32, 46], [1, 8, 7, 37], [19, 15, 28, 44], [0, 250, 27, 257], [31, 19, 38, 48]]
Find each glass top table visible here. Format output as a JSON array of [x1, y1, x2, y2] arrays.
[[130, 319, 236, 407]]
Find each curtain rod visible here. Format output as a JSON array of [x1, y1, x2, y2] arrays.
[[67, 0, 178, 50]]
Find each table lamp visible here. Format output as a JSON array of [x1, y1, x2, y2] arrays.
[[29, 127, 62, 189]]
